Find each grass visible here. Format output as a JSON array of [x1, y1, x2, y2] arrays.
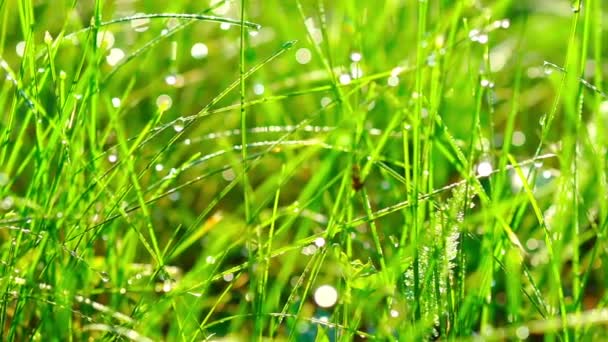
[[0, 0, 607, 340]]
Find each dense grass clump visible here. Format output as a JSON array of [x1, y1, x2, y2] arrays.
[[1, 0, 607, 340]]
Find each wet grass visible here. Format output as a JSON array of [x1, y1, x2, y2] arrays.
[[0, 0, 607, 340]]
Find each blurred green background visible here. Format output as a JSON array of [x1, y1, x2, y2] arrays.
[[1, 0, 608, 340]]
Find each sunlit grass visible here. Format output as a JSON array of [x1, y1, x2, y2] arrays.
[[0, 0, 607, 340]]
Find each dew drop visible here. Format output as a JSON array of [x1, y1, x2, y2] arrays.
[[512, 131, 526, 146], [15, 41, 26, 57], [469, 29, 480, 40], [165, 74, 177, 86], [1, 196, 14, 210], [96, 31, 115, 50], [350, 51, 362, 62], [476, 34, 489, 44], [44, 31, 53, 45], [108, 154, 118, 163], [191, 43, 209, 59], [516, 326, 530, 339], [539, 113, 548, 127], [106, 48, 125, 66], [111, 97, 121, 108], [320, 97, 332, 107], [169, 191, 180, 201], [253, 83, 265, 95], [295, 48, 312, 64], [427, 56, 438, 69], [156, 94, 173, 111], [314, 237, 326, 247], [477, 161, 493, 177], [468, 29, 488, 44], [310, 28, 323, 45], [314, 284, 338, 308], [480, 79, 494, 88], [99, 271, 110, 282], [155, 164, 164, 172], [131, 13, 150, 32], [222, 168, 236, 181], [301, 244, 317, 255], [350, 64, 363, 79], [543, 62, 554, 75], [339, 74, 352, 85], [173, 117, 185, 132], [388, 75, 399, 87]]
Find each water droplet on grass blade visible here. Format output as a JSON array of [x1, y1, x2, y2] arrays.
[[543, 61, 556, 75], [295, 48, 311, 64], [512, 131, 526, 146], [44, 31, 53, 44], [191, 43, 208, 59], [339, 74, 351, 85], [131, 13, 150, 32], [15, 41, 26, 57], [99, 271, 110, 282], [222, 168, 235, 181], [106, 48, 125, 66], [314, 237, 326, 247], [96, 31, 115, 50], [253, 83, 265, 95], [314, 285, 338, 308], [1, 196, 14, 210], [350, 64, 363, 79], [156, 94, 172, 111], [388, 75, 399, 87], [477, 161, 493, 177], [165, 74, 177, 85], [173, 117, 185, 132], [468, 29, 488, 44], [320, 97, 331, 107], [516, 326, 530, 339]]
